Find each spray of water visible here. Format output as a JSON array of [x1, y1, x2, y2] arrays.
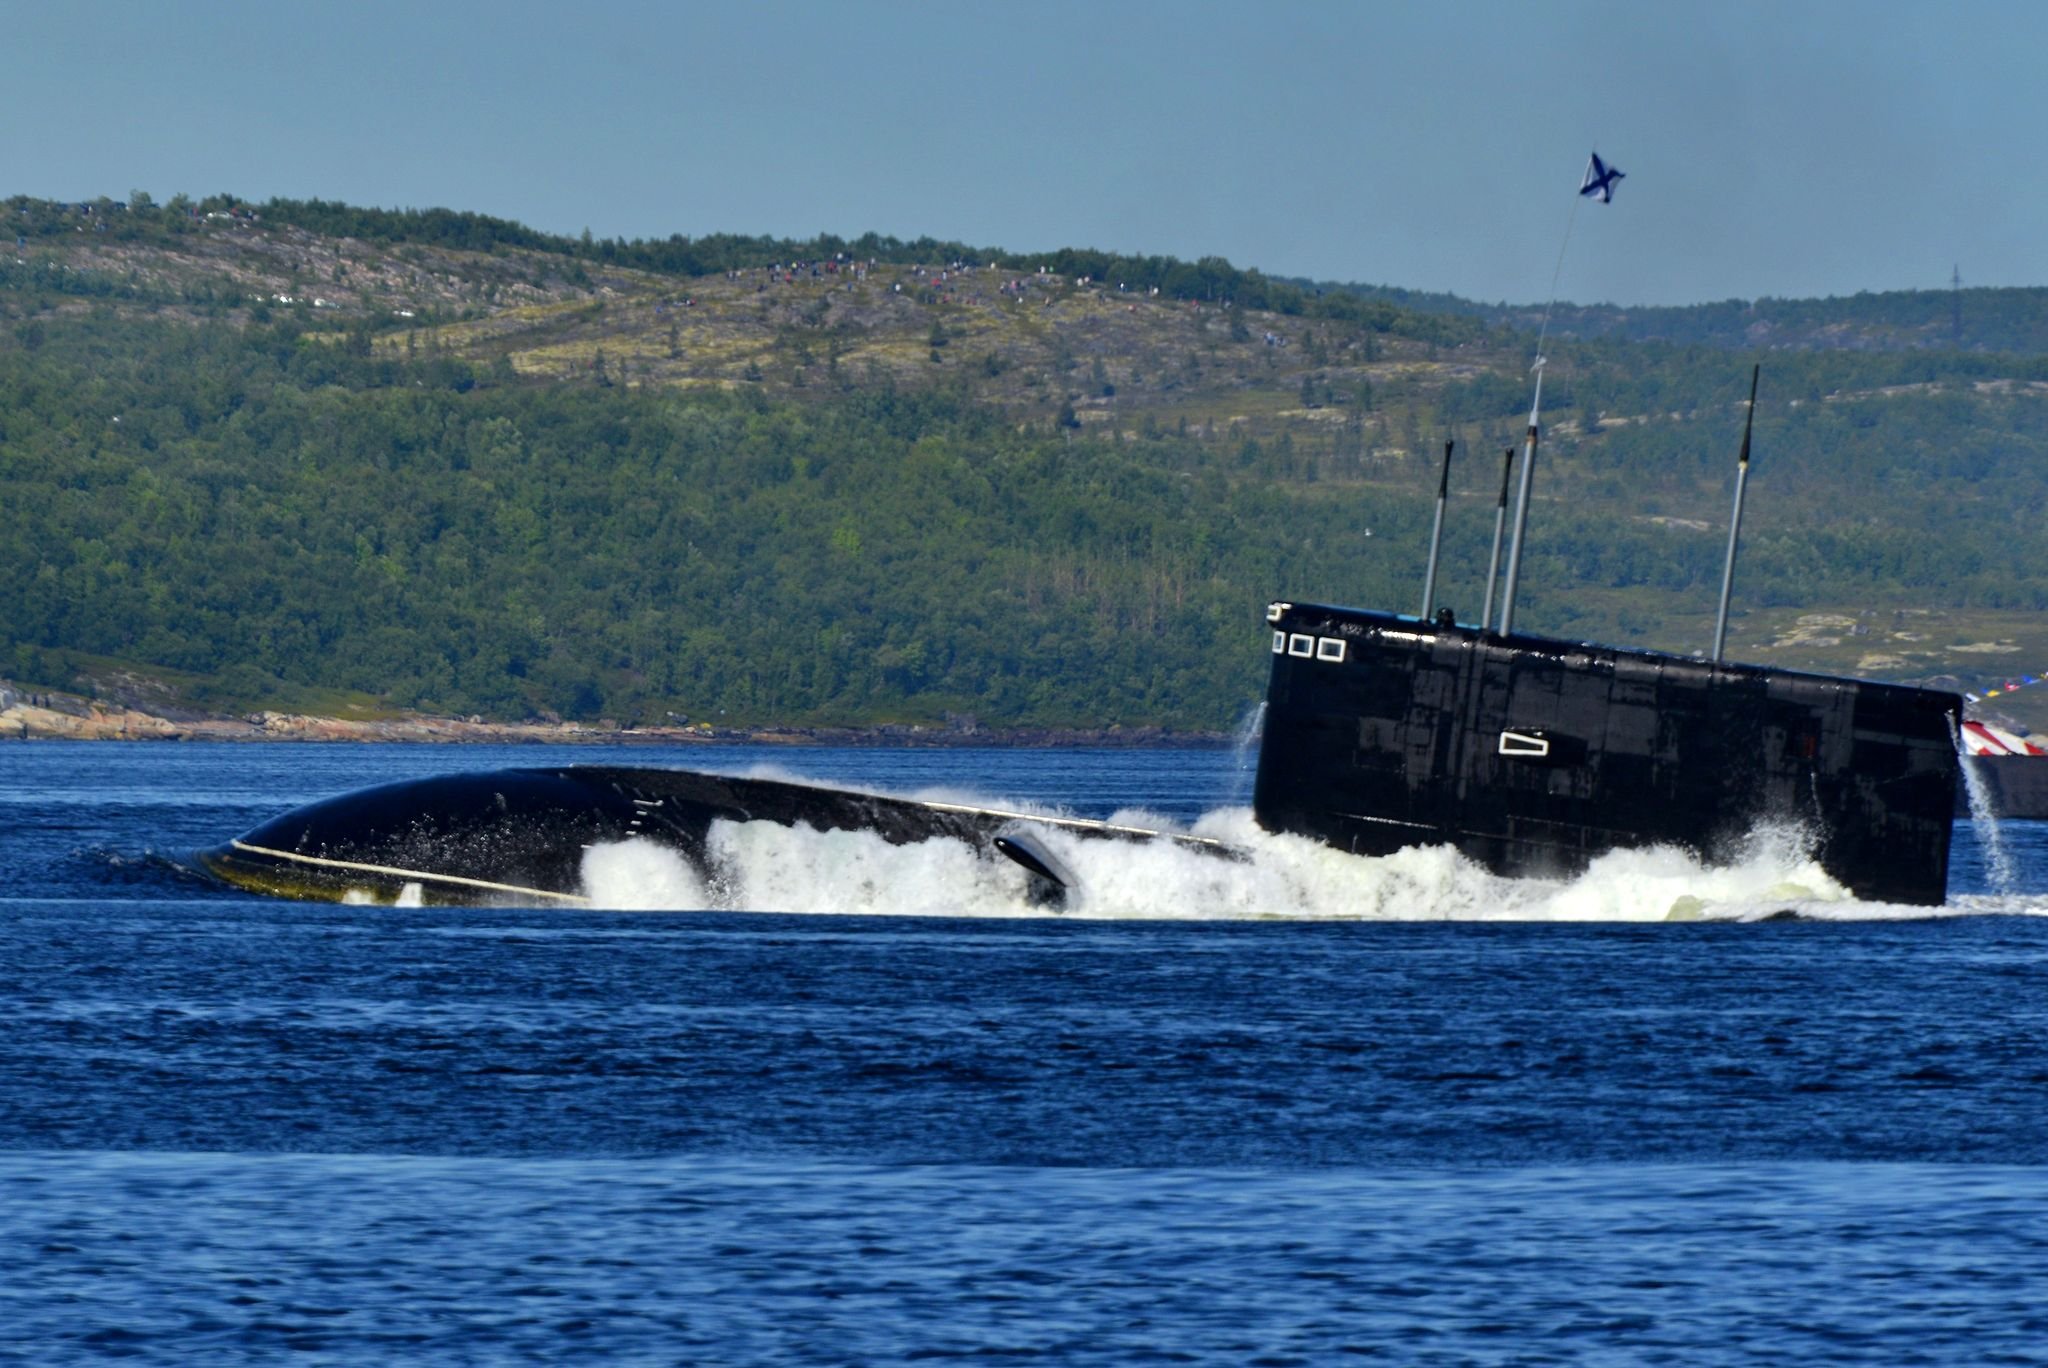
[[1951, 717, 2016, 895], [575, 799, 1891, 923], [1228, 701, 1267, 807]]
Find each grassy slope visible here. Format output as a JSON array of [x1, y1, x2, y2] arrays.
[[10, 201, 2048, 729]]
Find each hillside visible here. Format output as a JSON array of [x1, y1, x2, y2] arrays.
[[7, 193, 2048, 733], [1318, 278, 2048, 355]]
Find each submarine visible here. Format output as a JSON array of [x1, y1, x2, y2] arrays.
[[195, 602, 1966, 909], [199, 595, 1960, 910], [201, 365, 1962, 909]]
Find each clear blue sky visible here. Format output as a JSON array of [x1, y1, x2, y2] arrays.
[[2, 0, 2037, 307]]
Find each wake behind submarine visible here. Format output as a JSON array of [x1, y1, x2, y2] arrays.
[[198, 764, 1227, 909]]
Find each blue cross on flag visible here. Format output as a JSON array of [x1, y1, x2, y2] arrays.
[[1580, 152, 1624, 203]]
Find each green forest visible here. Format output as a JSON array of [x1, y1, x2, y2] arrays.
[[7, 195, 2048, 728], [0, 313, 1407, 726]]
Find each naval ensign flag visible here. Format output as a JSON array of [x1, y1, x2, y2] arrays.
[[1580, 152, 1625, 203]]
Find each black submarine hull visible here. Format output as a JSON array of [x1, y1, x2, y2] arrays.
[[1254, 601, 1961, 905], [199, 765, 1227, 907], [204, 601, 1962, 910]]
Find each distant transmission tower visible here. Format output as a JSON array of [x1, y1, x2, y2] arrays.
[[1952, 264, 1963, 344]]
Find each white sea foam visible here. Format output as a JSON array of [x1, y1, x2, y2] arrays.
[[581, 840, 708, 910], [567, 794, 1994, 922], [342, 881, 427, 907]]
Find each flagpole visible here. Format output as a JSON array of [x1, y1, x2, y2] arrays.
[[1497, 152, 1619, 637], [1497, 192, 1582, 637], [1495, 367, 1544, 636]]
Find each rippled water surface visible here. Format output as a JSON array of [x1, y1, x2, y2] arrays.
[[6, 741, 2048, 1363]]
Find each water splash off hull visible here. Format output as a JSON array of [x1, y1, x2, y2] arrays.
[[585, 810, 1861, 922]]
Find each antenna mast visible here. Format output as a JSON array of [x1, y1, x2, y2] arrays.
[[1419, 440, 1455, 621], [1480, 447, 1514, 631], [1711, 365, 1761, 663]]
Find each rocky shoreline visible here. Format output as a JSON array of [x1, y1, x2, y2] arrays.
[[0, 684, 1225, 749]]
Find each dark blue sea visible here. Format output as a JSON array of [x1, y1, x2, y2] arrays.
[[6, 741, 2048, 1364]]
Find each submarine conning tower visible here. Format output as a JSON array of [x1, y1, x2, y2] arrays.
[[1253, 600, 1961, 906]]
